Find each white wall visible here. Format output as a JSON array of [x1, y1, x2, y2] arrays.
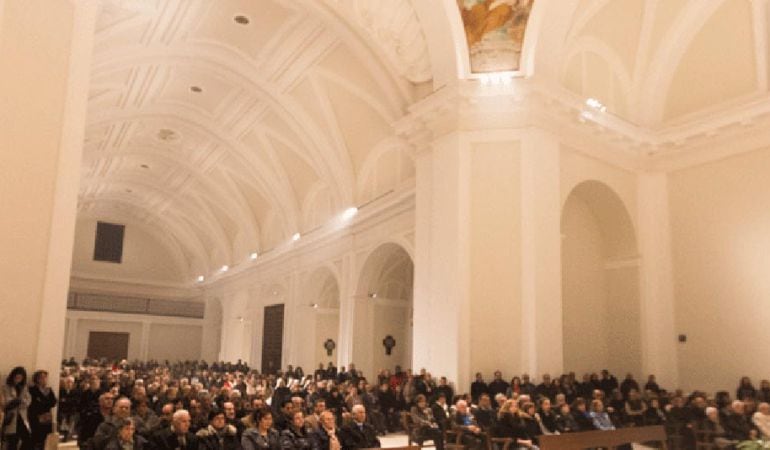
[[314, 311, 339, 367], [669, 145, 770, 393], [64, 310, 203, 361], [71, 218, 186, 284], [148, 323, 203, 362]]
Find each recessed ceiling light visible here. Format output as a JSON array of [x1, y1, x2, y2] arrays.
[[250, 252, 258, 260], [342, 207, 358, 220], [311, 303, 319, 309], [140, 164, 149, 169], [190, 86, 202, 93], [220, 265, 229, 272], [234, 15, 249, 25], [292, 232, 301, 242], [196, 275, 205, 282], [157, 128, 178, 141]]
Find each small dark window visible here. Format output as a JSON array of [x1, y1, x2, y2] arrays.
[[94, 221, 125, 263]]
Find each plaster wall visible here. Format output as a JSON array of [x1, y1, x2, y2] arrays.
[[669, 146, 770, 392]]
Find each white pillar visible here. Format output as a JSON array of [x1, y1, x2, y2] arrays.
[[413, 132, 472, 390], [637, 172, 679, 388], [139, 321, 151, 360], [519, 129, 563, 378], [0, 0, 97, 380], [337, 252, 356, 367]]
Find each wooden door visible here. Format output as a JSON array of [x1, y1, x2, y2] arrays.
[[87, 331, 129, 361], [261, 304, 284, 374]]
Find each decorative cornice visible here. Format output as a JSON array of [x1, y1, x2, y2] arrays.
[[395, 78, 770, 172], [69, 273, 199, 300]]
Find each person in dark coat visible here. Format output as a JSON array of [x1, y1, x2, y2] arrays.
[[279, 411, 315, 450], [311, 412, 341, 450], [492, 400, 536, 449], [58, 376, 80, 442], [28, 371, 56, 450], [487, 372, 509, 400], [570, 399, 595, 432], [150, 410, 198, 450], [340, 405, 380, 449], [196, 410, 240, 450], [409, 395, 444, 450], [470, 374, 488, 405], [241, 409, 280, 450], [104, 418, 148, 450]]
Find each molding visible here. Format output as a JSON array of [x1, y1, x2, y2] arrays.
[[395, 78, 770, 172], [66, 309, 203, 326], [70, 273, 199, 300], [201, 183, 416, 296]]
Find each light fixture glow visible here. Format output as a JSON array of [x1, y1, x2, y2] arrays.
[[479, 72, 514, 86], [368, 292, 378, 299], [250, 252, 258, 260], [342, 207, 358, 220], [292, 232, 301, 241], [311, 303, 319, 309], [585, 98, 607, 113], [196, 275, 205, 282], [220, 265, 229, 272]]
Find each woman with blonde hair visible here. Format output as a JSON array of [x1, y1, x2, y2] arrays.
[[493, 400, 537, 449]]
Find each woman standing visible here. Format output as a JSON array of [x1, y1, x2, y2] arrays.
[[2, 367, 32, 450], [28, 371, 56, 450]]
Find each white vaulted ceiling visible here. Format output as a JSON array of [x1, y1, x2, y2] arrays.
[[557, 0, 769, 128], [79, 0, 430, 280]]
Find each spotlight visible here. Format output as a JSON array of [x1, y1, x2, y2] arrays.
[[585, 98, 607, 113], [311, 303, 319, 309], [368, 292, 378, 299], [292, 232, 301, 241], [196, 275, 204, 283], [342, 207, 358, 220], [250, 252, 258, 260], [220, 265, 229, 272]]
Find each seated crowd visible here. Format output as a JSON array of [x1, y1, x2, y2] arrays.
[[0, 359, 769, 450]]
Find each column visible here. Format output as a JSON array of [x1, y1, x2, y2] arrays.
[[0, 0, 97, 380], [519, 129, 563, 377], [139, 322, 151, 360], [637, 172, 679, 387], [413, 131, 472, 390], [337, 252, 356, 367]]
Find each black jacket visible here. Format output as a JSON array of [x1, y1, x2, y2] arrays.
[[150, 427, 199, 450], [196, 425, 241, 450], [340, 422, 380, 449], [280, 426, 316, 450]]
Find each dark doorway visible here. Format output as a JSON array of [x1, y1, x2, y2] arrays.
[[261, 304, 284, 374], [87, 331, 129, 361]]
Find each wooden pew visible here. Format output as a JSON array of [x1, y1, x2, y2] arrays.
[[539, 425, 668, 450]]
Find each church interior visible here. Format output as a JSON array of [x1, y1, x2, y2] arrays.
[[4, 2, 770, 443]]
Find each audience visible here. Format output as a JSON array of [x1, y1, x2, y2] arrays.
[[4, 359, 770, 450]]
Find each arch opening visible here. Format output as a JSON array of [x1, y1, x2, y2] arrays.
[[305, 268, 341, 371], [354, 243, 414, 379], [561, 180, 642, 378]]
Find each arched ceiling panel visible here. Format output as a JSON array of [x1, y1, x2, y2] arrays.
[[320, 77, 392, 175], [663, 0, 757, 121], [576, 0, 644, 76], [82, 0, 431, 283]]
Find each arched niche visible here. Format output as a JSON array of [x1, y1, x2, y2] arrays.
[[304, 267, 341, 369], [354, 243, 414, 379], [561, 180, 641, 378]]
